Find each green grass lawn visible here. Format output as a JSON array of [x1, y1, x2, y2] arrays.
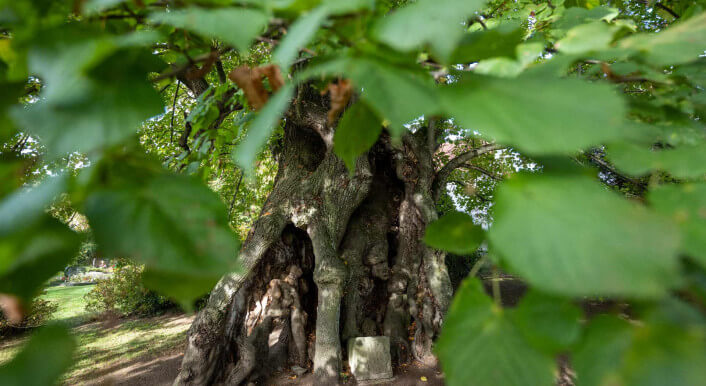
[[0, 285, 193, 384], [41, 285, 96, 326]]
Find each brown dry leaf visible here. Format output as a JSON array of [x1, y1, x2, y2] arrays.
[[185, 51, 218, 81], [229, 65, 286, 110], [324, 79, 352, 125], [600, 62, 619, 81], [229, 66, 270, 110], [258, 64, 285, 92], [0, 294, 24, 324]]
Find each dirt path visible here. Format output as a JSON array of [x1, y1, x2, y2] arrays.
[[85, 350, 445, 386], [66, 313, 194, 386], [83, 350, 184, 386], [5, 311, 444, 385], [265, 362, 446, 386], [83, 345, 445, 386]]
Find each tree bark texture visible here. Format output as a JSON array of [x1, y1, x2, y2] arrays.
[[175, 85, 454, 385]]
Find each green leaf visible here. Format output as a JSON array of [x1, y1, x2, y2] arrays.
[[0, 216, 81, 301], [649, 183, 706, 268], [232, 83, 294, 172], [511, 290, 582, 353], [554, 6, 619, 32], [0, 175, 67, 236], [0, 324, 76, 386], [473, 58, 524, 77], [304, 57, 439, 136], [572, 315, 634, 386], [0, 81, 23, 141], [437, 278, 556, 386], [488, 173, 681, 298], [606, 142, 706, 179], [573, 314, 706, 386], [149, 7, 268, 53], [373, 0, 486, 62], [84, 163, 241, 308], [10, 37, 163, 158], [321, 0, 374, 15], [82, 0, 126, 14], [441, 73, 626, 155], [555, 21, 620, 54], [619, 12, 706, 66], [423, 211, 484, 255], [621, 325, 706, 386], [0, 154, 25, 198], [272, 6, 328, 72], [13, 84, 162, 158], [0, 173, 79, 301], [333, 100, 381, 172], [674, 59, 706, 89], [451, 24, 525, 63]]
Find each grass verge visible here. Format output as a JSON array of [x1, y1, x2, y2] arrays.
[[0, 286, 192, 385]]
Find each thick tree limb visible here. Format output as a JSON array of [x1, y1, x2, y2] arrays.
[[426, 118, 438, 154], [433, 143, 500, 196], [437, 144, 500, 178]]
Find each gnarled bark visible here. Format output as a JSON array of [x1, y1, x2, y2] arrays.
[[175, 85, 454, 386]]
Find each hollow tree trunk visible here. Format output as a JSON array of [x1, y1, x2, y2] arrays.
[[174, 85, 452, 386]]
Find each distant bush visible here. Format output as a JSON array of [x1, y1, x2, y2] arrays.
[[0, 296, 58, 337], [86, 267, 112, 273], [84, 265, 174, 316]]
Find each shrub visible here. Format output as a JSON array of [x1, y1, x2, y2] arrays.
[[84, 265, 174, 316], [0, 296, 58, 337]]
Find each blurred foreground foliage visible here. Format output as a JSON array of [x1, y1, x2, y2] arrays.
[[0, 0, 705, 385]]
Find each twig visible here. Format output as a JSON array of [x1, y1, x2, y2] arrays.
[[158, 83, 171, 94], [491, 267, 501, 307], [170, 81, 181, 143], [585, 151, 646, 189], [461, 164, 503, 181], [469, 256, 487, 278], [229, 170, 244, 217], [153, 49, 229, 82], [11, 134, 29, 152]]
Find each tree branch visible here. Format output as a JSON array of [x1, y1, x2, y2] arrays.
[[216, 60, 227, 83], [427, 118, 438, 154], [655, 3, 680, 19], [461, 164, 503, 181], [433, 143, 501, 200], [584, 151, 646, 190], [436, 143, 500, 183], [229, 170, 244, 217], [170, 81, 181, 143]]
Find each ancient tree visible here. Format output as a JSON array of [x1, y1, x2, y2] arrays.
[[173, 77, 497, 384]]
